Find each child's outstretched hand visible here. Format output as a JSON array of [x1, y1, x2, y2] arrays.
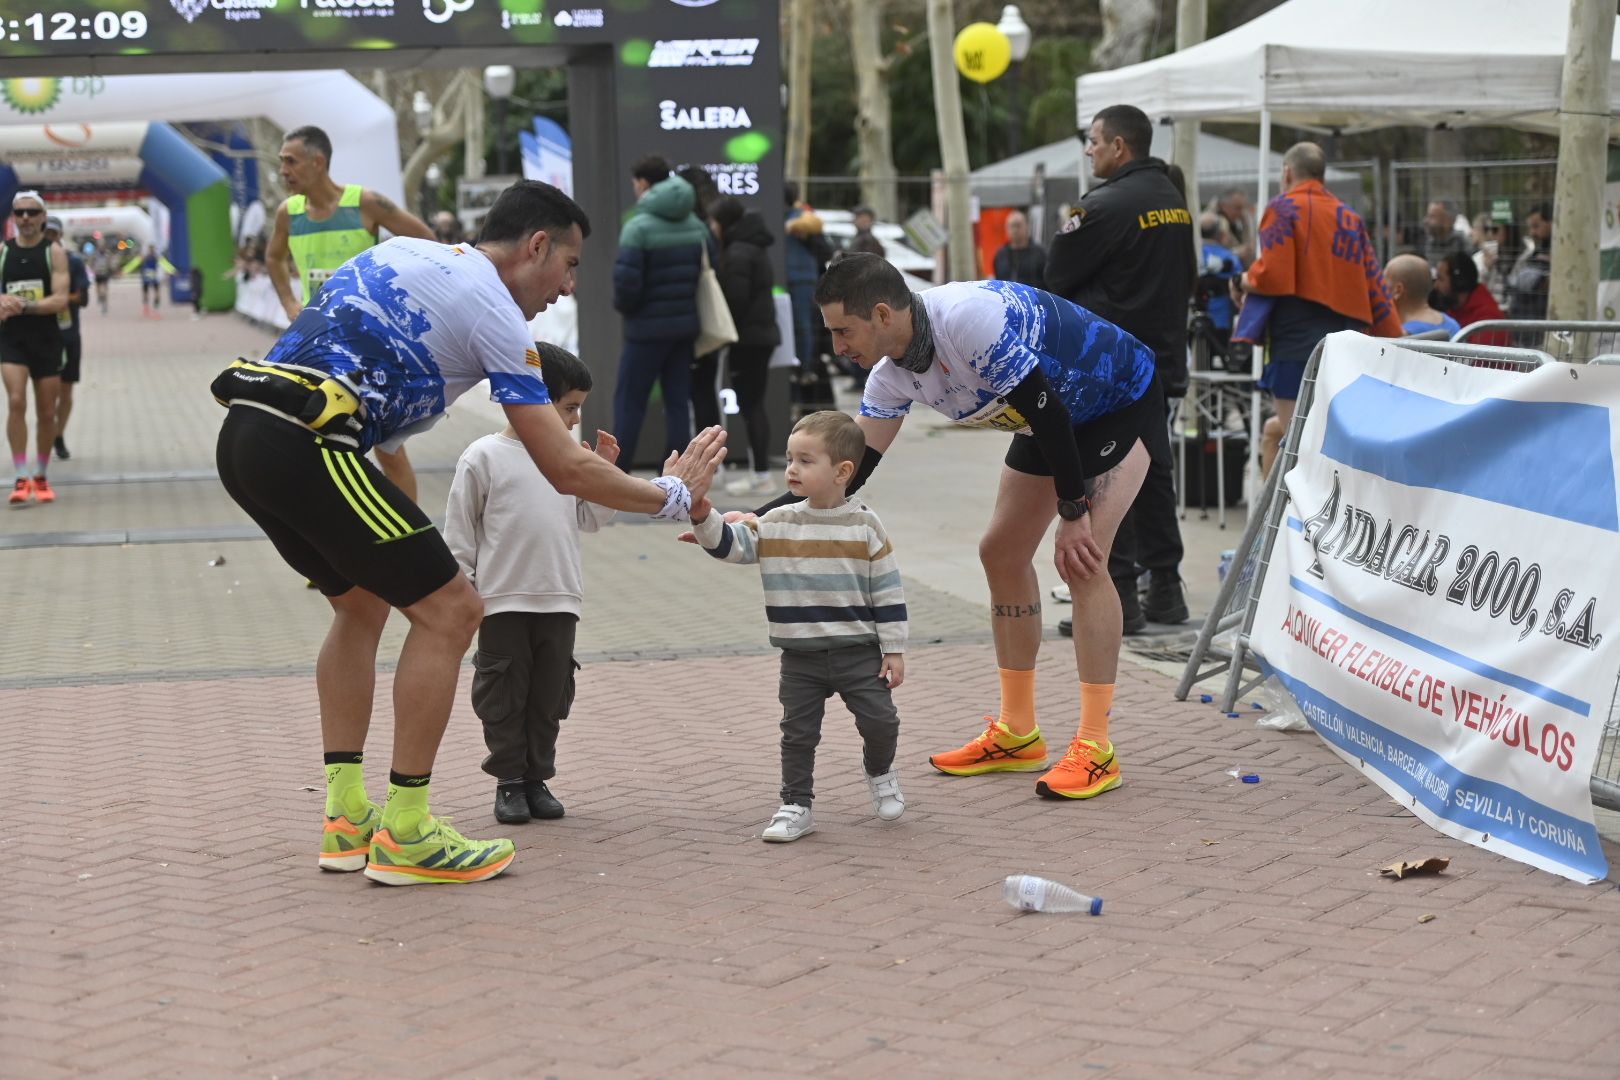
[[678, 509, 754, 544], [587, 430, 620, 465], [880, 653, 905, 689]]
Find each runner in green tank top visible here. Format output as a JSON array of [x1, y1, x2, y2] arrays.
[[268, 125, 437, 502]]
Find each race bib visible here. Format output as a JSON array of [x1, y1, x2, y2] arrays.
[[6, 278, 44, 303], [306, 267, 334, 296], [952, 395, 1029, 433]]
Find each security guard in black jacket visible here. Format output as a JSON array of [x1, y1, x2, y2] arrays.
[[1047, 104, 1194, 634]]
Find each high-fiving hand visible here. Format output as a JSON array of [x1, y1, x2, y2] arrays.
[[662, 425, 728, 505]]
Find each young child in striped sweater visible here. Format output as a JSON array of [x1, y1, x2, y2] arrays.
[[691, 410, 907, 842]]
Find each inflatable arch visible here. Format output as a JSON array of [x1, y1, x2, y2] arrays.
[[0, 121, 234, 310], [0, 71, 402, 315]]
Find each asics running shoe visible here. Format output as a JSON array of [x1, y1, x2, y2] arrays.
[[364, 817, 515, 886], [8, 478, 32, 506], [928, 719, 1049, 776], [31, 477, 54, 504], [1035, 737, 1122, 800], [319, 803, 382, 872]]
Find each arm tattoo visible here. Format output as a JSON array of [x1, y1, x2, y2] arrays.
[[991, 602, 1043, 618], [372, 193, 398, 214]]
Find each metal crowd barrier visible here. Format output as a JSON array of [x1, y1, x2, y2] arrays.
[[1454, 320, 1620, 365], [1175, 336, 1620, 813]]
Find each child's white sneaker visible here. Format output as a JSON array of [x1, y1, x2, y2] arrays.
[[761, 803, 815, 842], [866, 768, 905, 821]]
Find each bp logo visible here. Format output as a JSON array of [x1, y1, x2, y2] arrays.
[[1, 78, 62, 115]]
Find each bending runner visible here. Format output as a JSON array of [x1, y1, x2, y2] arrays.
[[814, 254, 1157, 800], [214, 181, 727, 885], [267, 125, 437, 503]]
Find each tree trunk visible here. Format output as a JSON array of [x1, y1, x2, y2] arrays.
[[1548, 0, 1614, 325], [1093, 0, 1157, 71], [849, 0, 898, 220], [784, 0, 815, 187], [926, 0, 974, 281], [402, 71, 473, 199]]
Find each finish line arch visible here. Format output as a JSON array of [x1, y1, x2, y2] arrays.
[[0, 120, 235, 309]]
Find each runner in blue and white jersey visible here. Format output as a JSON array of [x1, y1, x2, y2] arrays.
[[814, 255, 1159, 803], [212, 181, 728, 887]]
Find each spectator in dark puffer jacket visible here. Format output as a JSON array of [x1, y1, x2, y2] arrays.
[[709, 196, 782, 493], [612, 155, 712, 469]]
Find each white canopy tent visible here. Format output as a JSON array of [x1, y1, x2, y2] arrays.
[[1075, 0, 1615, 208], [1077, 0, 1612, 135]]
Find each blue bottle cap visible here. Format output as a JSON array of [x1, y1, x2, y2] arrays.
[[1200, 694, 1213, 703], [1089, 896, 1104, 916], [1241, 774, 1261, 783], [1226, 712, 1241, 718]]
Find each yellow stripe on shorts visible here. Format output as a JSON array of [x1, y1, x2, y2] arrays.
[[320, 447, 394, 540], [332, 451, 412, 538]]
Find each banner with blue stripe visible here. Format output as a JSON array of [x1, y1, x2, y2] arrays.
[[1251, 333, 1617, 883]]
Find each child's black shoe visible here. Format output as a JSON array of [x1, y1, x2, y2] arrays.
[[525, 780, 565, 820], [495, 781, 531, 824]]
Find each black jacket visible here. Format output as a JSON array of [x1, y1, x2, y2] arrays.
[[993, 243, 1047, 289], [1046, 157, 1195, 394], [718, 211, 782, 349]]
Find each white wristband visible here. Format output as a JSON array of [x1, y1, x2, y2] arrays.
[[650, 475, 692, 521]]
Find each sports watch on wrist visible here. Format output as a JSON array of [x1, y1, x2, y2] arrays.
[[1057, 495, 1090, 521]]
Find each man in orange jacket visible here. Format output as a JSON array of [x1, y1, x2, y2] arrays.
[[1234, 142, 1402, 475]]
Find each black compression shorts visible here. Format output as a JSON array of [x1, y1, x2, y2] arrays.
[[0, 334, 66, 380], [1003, 378, 1163, 483], [216, 406, 458, 608]]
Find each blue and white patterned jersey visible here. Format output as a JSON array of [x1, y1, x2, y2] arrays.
[[859, 280, 1154, 433], [262, 238, 549, 452]]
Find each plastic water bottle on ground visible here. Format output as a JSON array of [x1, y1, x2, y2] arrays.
[[1217, 548, 1236, 583], [1002, 874, 1103, 915]]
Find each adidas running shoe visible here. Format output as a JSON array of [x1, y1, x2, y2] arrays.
[[364, 816, 515, 886], [319, 803, 382, 872]]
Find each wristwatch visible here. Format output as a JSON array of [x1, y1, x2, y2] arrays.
[[1057, 495, 1089, 521]]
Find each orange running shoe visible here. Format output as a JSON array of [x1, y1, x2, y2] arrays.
[[31, 476, 54, 504], [8, 477, 32, 506], [1035, 736, 1121, 800], [929, 718, 1049, 776]]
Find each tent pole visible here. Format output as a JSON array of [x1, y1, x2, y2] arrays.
[[1256, 108, 1271, 210], [1250, 107, 1270, 505]]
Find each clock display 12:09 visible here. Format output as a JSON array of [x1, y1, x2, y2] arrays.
[[8, 11, 150, 42]]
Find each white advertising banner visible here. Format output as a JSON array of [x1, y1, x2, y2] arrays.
[[1251, 333, 1616, 883]]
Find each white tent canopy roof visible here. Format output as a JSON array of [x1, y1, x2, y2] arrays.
[[1076, 0, 1615, 134]]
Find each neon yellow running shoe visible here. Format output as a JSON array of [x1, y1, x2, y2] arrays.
[[364, 817, 515, 886], [319, 803, 382, 872]]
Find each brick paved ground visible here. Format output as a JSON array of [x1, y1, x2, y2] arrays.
[[3, 286, 1618, 1078]]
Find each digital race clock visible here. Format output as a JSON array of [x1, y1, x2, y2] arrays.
[[1, 10, 149, 43]]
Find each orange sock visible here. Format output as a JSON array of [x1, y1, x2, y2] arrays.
[[1078, 682, 1114, 746], [997, 668, 1037, 736]]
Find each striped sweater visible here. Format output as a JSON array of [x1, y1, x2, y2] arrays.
[[693, 496, 908, 654]]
